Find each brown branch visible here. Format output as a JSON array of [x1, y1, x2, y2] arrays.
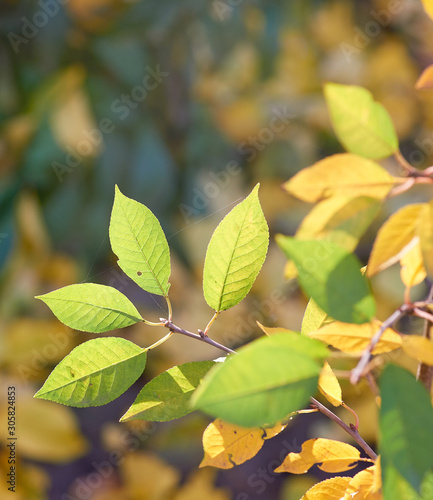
[[310, 397, 377, 461], [416, 285, 433, 392]]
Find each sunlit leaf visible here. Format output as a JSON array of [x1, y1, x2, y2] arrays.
[[283, 154, 399, 203], [380, 365, 433, 491], [324, 83, 399, 159], [308, 321, 402, 354], [36, 283, 142, 333], [275, 438, 371, 474], [318, 362, 342, 407], [400, 242, 426, 288], [262, 420, 288, 440], [415, 64, 433, 90], [121, 361, 215, 422], [192, 332, 328, 427], [401, 335, 433, 366], [200, 419, 264, 469], [173, 468, 231, 500], [301, 298, 329, 335], [300, 477, 352, 500], [416, 200, 433, 280], [367, 204, 424, 277], [277, 236, 376, 324], [344, 466, 381, 500], [34, 337, 147, 407], [109, 185, 171, 296], [203, 184, 269, 312]]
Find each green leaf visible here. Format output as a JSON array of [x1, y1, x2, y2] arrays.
[[36, 283, 142, 333], [324, 83, 399, 159], [109, 185, 171, 296], [191, 332, 329, 427], [34, 337, 147, 407], [276, 237, 375, 324], [382, 466, 433, 500], [380, 365, 433, 493], [121, 360, 215, 422], [203, 184, 269, 312]]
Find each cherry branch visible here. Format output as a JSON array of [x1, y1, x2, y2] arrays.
[[310, 397, 377, 461]]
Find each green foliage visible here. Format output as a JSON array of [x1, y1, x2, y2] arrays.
[[324, 83, 399, 159], [192, 332, 328, 427], [35, 337, 147, 407], [203, 183, 269, 312], [121, 360, 215, 422], [380, 365, 433, 495], [109, 185, 171, 296], [36, 283, 143, 333], [276, 236, 375, 324]]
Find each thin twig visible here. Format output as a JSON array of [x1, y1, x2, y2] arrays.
[[395, 150, 416, 175], [350, 305, 410, 385], [310, 397, 377, 461], [160, 319, 236, 355], [416, 284, 433, 391]]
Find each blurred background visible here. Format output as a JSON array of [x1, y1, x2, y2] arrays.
[[1, 0, 433, 498]]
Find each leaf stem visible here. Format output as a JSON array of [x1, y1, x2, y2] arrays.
[[142, 318, 166, 327], [160, 319, 236, 355], [165, 295, 173, 322], [350, 305, 410, 385], [395, 150, 416, 175], [204, 311, 220, 335], [146, 331, 175, 350], [310, 397, 377, 461]]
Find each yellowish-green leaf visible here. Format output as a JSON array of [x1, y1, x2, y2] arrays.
[[401, 335, 433, 366], [421, 0, 433, 21], [109, 185, 171, 296], [200, 419, 264, 469], [344, 466, 381, 500], [275, 438, 371, 474], [324, 83, 399, 159], [283, 154, 399, 203], [415, 64, 433, 90], [203, 184, 269, 312], [262, 420, 287, 440], [400, 241, 426, 288], [301, 298, 329, 335], [416, 200, 433, 280], [256, 322, 292, 336], [300, 477, 352, 500], [318, 361, 342, 407], [367, 203, 424, 277], [308, 321, 402, 354]]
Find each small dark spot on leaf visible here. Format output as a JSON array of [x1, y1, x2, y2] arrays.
[[137, 271, 142, 276], [234, 430, 237, 434]]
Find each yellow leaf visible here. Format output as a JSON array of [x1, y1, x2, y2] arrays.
[[200, 419, 264, 469], [282, 153, 401, 203], [275, 438, 370, 474], [173, 469, 230, 500], [367, 203, 424, 276], [308, 321, 402, 354], [344, 466, 381, 500], [417, 200, 433, 279], [416, 65, 433, 90], [120, 452, 180, 499], [257, 322, 294, 336], [401, 335, 433, 366], [373, 457, 382, 493], [300, 477, 352, 500], [318, 361, 342, 407], [421, 0, 433, 21], [301, 298, 329, 335], [400, 240, 427, 288], [0, 390, 88, 463], [262, 420, 287, 440]]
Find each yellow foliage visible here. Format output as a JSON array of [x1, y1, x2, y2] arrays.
[[200, 419, 264, 469], [283, 154, 400, 203], [344, 466, 381, 500], [416, 64, 433, 90], [400, 241, 426, 288], [367, 203, 424, 276], [173, 469, 231, 500], [401, 335, 433, 366], [275, 438, 372, 474], [421, 0, 433, 21], [300, 476, 352, 500], [308, 321, 402, 354], [318, 361, 343, 407], [417, 200, 433, 279]]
